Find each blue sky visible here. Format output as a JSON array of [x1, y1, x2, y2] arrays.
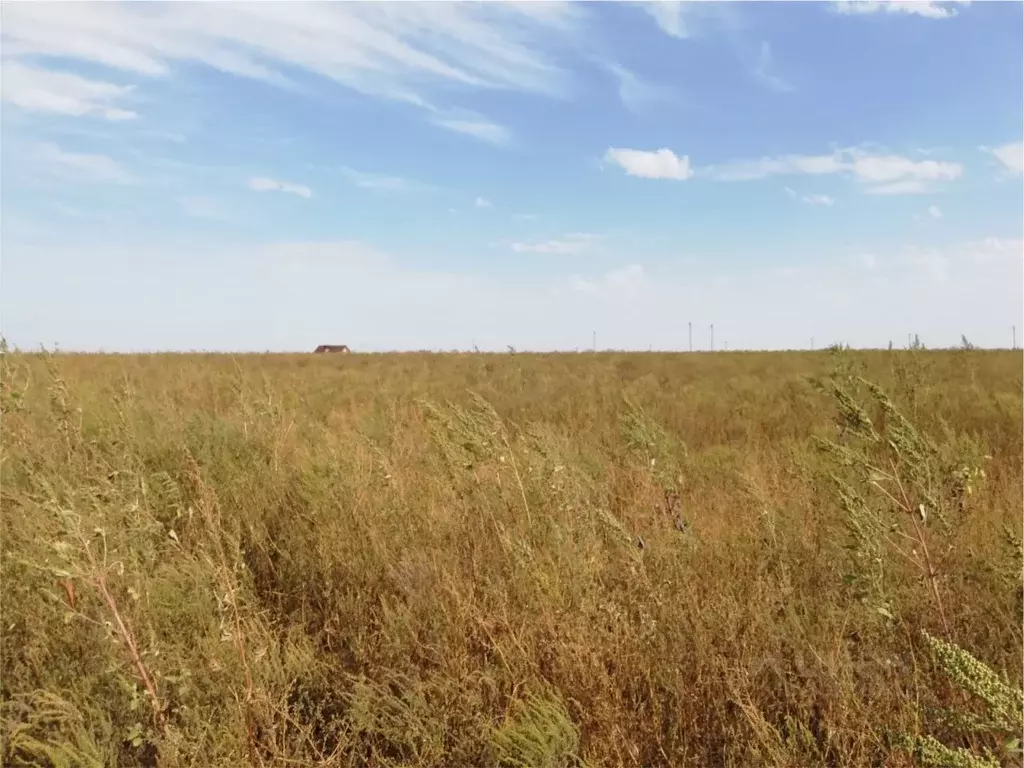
[[2, 0, 1022, 352]]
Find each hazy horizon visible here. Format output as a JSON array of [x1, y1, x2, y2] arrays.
[[5, 337, 1019, 355]]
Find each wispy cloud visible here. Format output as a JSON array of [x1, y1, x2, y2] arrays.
[[1, 3, 577, 97], [1, 2, 583, 144], [339, 166, 434, 193], [641, 2, 690, 38], [708, 154, 839, 180], [638, 1, 737, 39], [785, 187, 834, 206], [604, 147, 693, 180], [709, 146, 962, 194], [2, 62, 138, 120], [832, 1, 970, 19], [35, 142, 136, 184], [248, 177, 313, 199], [475, 196, 493, 209], [429, 113, 513, 146], [864, 180, 930, 195], [608, 64, 677, 114], [510, 233, 603, 255], [752, 42, 795, 93], [805, 194, 835, 206], [984, 141, 1024, 175]]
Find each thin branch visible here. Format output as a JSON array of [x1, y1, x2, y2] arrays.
[[94, 571, 165, 728], [890, 458, 950, 636]]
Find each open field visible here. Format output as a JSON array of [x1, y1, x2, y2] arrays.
[[2, 347, 1021, 767]]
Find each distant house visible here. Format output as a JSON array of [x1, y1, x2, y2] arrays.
[[313, 344, 351, 354]]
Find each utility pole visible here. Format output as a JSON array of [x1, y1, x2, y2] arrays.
[[1013, 325, 1017, 350], [592, 330, 596, 352], [710, 324, 714, 352], [811, 336, 814, 351], [688, 322, 692, 352]]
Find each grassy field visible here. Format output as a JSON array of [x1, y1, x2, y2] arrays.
[[2, 346, 1021, 767]]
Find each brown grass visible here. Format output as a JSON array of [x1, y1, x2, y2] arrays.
[[1, 347, 1021, 767]]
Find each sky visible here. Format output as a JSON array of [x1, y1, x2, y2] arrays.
[[1, 0, 1022, 352]]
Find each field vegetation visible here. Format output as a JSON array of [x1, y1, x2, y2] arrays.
[[1, 344, 1021, 767]]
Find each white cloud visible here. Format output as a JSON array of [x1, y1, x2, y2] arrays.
[[605, 147, 693, 180], [510, 233, 603, 256], [248, 177, 313, 199], [608, 64, 677, 114], [1, 3, 574, 96], [987, 141, 1024, 175], [641, 2, 690, 38], [712, 153, 845, 181], [865, 180, 932, 195], [753, 42, 794, 93], [34, 142, 136, 184], [475, 196, 493, 209], [339, 166, 432, 193], [710, 146, 961, 194], [1, 2, 582, 141], [785, 187, 834, 206], [639, 1, 737, 39], [832, 1, 970, 19], [429, 114, 512, 146], [851, 152, 961, 184], [2, 62, 138, 120], [805, 194, 835, 206], [928, 205, 943, 219]]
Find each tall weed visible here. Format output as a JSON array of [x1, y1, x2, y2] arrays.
[[1, 347, 1020, 766]]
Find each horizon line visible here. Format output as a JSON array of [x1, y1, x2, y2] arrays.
[[4, 345, 1020, 356]]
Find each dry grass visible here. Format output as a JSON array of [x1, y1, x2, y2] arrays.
[[1, 346, 1021, 767]]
